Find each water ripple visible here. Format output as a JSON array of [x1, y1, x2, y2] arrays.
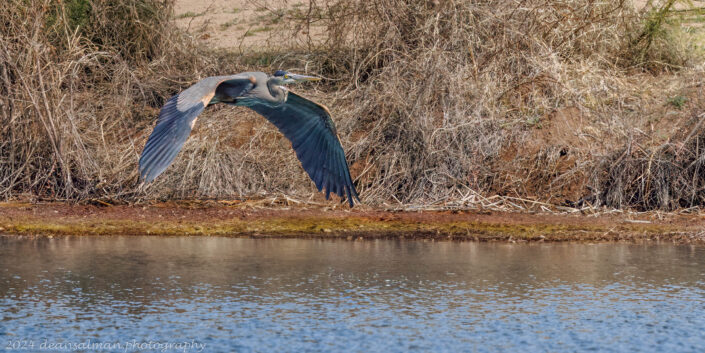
[[1, 237, 704, 352]]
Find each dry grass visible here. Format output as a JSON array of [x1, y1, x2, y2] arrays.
[[0, 0, 219, 200], [266, 0, 705, 209], [1, 0, 704, 211]]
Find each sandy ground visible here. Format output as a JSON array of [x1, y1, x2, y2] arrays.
[[174, 0, 702, 51], [174, 0, 320, 50], [1, 202, 704, 243]]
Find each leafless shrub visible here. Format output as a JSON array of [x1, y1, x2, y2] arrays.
[[263, 0, 701, 206], [1, 0, 702, 211], [0, 0, 214, 200], [594, 113, 705, 210]]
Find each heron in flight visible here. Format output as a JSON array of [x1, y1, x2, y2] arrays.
[[138, 70, 359, 206]]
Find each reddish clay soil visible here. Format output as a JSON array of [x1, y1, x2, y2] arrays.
[[1, 201, 704, 243]]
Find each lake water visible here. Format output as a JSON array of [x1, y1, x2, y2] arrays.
[[1, 236, 704, 353]]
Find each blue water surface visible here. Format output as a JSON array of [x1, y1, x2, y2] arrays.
[[1, 236, 704, 353]]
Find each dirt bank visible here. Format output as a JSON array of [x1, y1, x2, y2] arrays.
[[1, 202, 703, 243]]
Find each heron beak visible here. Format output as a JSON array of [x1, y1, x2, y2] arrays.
[[290, 73, 322, 82]]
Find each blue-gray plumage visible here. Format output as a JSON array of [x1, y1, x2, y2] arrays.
[[138, 71, 359, 206]]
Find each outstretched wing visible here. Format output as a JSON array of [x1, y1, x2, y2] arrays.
[[247, 92, 359, 206], [139, 75, 254, 183]]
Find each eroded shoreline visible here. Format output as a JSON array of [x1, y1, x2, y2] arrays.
[[0, 202, 703, 243]]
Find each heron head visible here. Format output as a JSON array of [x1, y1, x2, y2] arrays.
[[273, 70, 321, 85]]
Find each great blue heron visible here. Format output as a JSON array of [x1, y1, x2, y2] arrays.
[[138, 70, 359, 206]]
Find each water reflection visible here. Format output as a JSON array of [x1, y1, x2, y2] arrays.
[[1, 236, 704, 352]]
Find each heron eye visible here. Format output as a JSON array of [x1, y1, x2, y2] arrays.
[[284, 74, 289, 79]]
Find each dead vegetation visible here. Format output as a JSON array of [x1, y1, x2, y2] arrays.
[[1, 0, 704, 211], [0, 0, 218, 200]]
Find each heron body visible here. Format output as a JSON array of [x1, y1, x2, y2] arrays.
[[139, 71, 359, 206]]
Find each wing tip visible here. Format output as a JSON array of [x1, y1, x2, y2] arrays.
[[344, 183, 360, 208], [138, 166, 157, 185]]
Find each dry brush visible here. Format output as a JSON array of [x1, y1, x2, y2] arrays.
[[1, 0, 703, 211]]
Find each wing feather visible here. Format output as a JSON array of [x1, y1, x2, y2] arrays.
[[299, 132, 325, 173], [334, 151, 345, 197], [247, 92, 359, 206], [291, 118, 321, 148], [141, 75, 360, 206], [312, 133, 331, 192], [139, 75, 254, 183], [139, 95, 204, 183]]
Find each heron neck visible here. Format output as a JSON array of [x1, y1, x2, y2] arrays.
[[267, 80, 288, 104]]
